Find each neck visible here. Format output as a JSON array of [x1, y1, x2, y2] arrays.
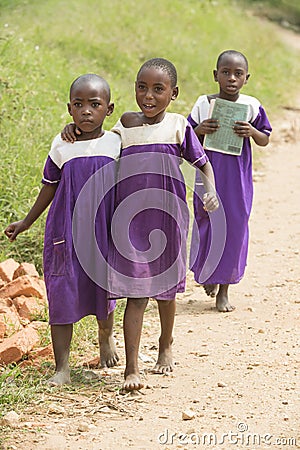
[[218, 92, 240, 102], [77, 128, 104, 141]]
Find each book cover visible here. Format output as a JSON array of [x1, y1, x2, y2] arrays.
[[203, 97, 249, 156]]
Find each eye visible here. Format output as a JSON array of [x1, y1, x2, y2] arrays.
[[92, 102, 101, 108], [74, 102, 82, 108], [222, 70, 229, 75], [137, 84, 146, 90], [236, 71, 243, 77], [155, 86, 163, 93]]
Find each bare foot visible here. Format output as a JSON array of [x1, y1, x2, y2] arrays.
[[99, 330, 119, 368], [47, 370, 71, 386], [216, 294, 235, 312], [203, 284, 219, 297], [123, 371, 144, 391], [152, 347, 173, 374]]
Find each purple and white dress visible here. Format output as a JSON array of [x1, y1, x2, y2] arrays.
[[188, 94, 272, 285], [108, 112, 209, 300], [42, 132, 121, 324]]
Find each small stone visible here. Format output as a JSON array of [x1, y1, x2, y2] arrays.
[[217, 382, 226, 387], [47, 404, 65, 414], [182, 409, 195, 420], [78, 422, 89, 432], [1, 410, 20, 426]]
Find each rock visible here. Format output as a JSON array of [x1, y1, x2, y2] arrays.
[[0, 259, 20, 283], [0, 410, 20, 427], [12, 295, 46, 320], [0, 303, 23, 339], [0, 323, 40, 364], [13, 262, 39, 279], [0, 275, 45, 300], [182, 409, 195, 420]]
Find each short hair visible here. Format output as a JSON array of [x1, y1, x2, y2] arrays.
[[69, 74, 111, 102], [216, 50, 248, 71], [137, 58, 177, 87]]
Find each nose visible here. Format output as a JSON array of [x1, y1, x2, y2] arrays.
[[82, 106, 92, 115], [145, 88, 154, 99], [228, 72, 236, 82]]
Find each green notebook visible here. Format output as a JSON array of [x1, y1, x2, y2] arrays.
[[203, 97, 249, 156]]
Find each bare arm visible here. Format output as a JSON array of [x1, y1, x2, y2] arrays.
[[4, 183, 58, 241], [198, 161, 219, 212]]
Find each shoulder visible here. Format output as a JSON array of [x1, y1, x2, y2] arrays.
[[238, 94, 261, 120], [103, 130, 121, 145], [120, 111, 143, 128], [193, 94, 210, 107], [165, 112, 187, 124]]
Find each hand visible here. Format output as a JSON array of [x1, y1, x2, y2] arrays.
[[61, 123, 81, 143], [233, 121, 253, 138], [203, 192, 219, 212], [4, 220, 29, 242], [197, 118, 219, 135]]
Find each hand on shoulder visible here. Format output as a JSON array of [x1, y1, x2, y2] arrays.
[[121, 111, 144, 128]]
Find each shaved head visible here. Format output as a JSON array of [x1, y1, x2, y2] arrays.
[[70, 74, 111, 102]]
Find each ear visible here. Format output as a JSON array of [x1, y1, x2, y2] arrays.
[[244, 73, 250, 85], [213, 69, 218, 82], [171, 86, 179, 101], [67, 103, 72, 117], [106, 102, 114, 116]]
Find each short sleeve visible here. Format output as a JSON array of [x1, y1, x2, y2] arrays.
[[42, 155, 61, 185], [252, 105, 272, 136], [187, 113, 198, 128], [181, 122, 208, 169]]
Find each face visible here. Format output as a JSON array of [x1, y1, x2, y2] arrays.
[[68, 80, 114, 139], [135, 66, 178, 124], [213, 54, 250, 101]]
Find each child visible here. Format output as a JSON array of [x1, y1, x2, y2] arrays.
[[108, 58, 218, 391], [5, 74, 121, 385], [188, 50, 272, 312]]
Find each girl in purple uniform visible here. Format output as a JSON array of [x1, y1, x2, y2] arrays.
[[108, 58, 218, 391], [188, 50, 272, 312], [5, 74, 121, 385]]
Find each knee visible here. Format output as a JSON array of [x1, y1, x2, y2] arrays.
[[127, 297, 149, 309]]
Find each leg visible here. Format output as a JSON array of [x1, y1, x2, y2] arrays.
[[123, 297, 148, 391], [153, 299, 175, 374], [48, 324, 73, 386], [216, 284, 235, 312], [203, 284, 219, 297], [97, 311, 119, 368]]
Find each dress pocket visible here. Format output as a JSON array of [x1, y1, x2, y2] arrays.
[[52, 237, 66, 276]]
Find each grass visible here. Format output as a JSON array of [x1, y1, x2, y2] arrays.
[[244, 0, 300, 29], [0, 0, 299, 423], [0, 0, 298, 270]]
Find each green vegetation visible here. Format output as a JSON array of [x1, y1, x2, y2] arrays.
[[244, 0, 300, 29], [0, 0, 299, 418], [0, 0, 298, 270]]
